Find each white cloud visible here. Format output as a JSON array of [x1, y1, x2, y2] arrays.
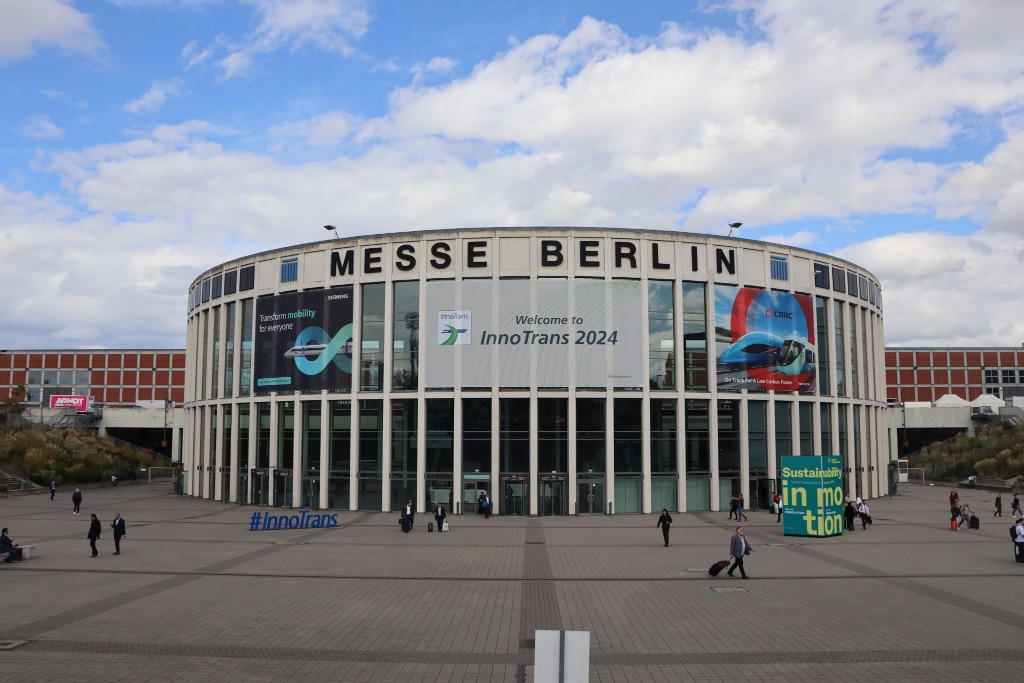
[[0, 0, 104, 63], [16, 114, 65, 140], [212, 0, 372, 78], [4, 1, 1024, 349], [124, 79, 188, 115]]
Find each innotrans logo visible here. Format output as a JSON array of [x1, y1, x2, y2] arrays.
[[438, 310, 471, 345]]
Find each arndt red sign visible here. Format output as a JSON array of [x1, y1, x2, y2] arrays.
[[49, 395, 89, 412]]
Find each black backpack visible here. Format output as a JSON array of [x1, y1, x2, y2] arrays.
[[1011, 524, 1019, 541]]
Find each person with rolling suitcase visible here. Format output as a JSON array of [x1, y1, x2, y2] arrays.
[[433, 502, 447, 537]]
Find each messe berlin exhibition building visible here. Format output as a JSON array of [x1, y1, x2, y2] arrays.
[[183, 228, 889, 515]]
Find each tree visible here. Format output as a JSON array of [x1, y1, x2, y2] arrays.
[[0, 384, 27, 415]]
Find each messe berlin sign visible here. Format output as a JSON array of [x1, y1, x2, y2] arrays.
[[780, 455, 844, 537]]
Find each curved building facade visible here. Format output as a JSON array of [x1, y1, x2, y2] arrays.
[[183, 228, 889, 514]]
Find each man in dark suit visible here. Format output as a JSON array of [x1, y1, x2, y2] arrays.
[[727, 527, 753, 579], [434, 502, 447, 533], [88, 514, 102, 557], [400, 500, 414, 533], [111, 513, 126, 555]]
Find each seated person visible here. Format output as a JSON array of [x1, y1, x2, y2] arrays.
[[0, 527, 22, 562]]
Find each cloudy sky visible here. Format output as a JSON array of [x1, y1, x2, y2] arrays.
[[1, 0, 1022, 350]]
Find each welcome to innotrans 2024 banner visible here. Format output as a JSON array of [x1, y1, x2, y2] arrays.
[[780, 455, 844, 537], [253, 286, 354, 393], [423, 280, 643, 389]]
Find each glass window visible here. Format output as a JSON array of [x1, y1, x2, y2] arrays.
[[239, 265, 255, 291], [500, 398, 530, 473], [813, 262, 830, 288], [277, 401, 294, 472], [256, 402, 271, 469], [815, 297, 831, 396], [858, 276, 869, 301], [648, 281, 675, 390], [985, 369, 999, 383], [846, 272, 858, 298], [682, 282, 708, 390], [820, 403, 833, 455], [537, 398, 568, 473], [211, 307, 220, 400], [360, 283, 386, 391], [833, 301, 846, 397], [799, 402, 813, 455], [849, 305, 859, 399], [358, 399, 383, 475], [224, 270, 237, 296], [330, 400, 352, 473], [224, 302, 235, 399], [202, 279, 211, 303], [391, 399, 417, 473], [831, 267, 846, 293], [614, 398, 643, 474], [576, 398, 605, 475], [685, 399, 709, 472], [211, 274, 222, 299], [770, 255, 789, 281], [650, 399, 677, 474], [392, 281, 420, 390], [1002, 369, 1016, 384], [462, 398, 491, 474], [280, 257, 298, 283], [775, 401, 792, 456], [426, 399, 454, 473], [238, 404, 250, 471], [302, 402, 321, 476], [748, 401, 767, 469], [239, 299, 253, 397], [717, 400, 740, 472]]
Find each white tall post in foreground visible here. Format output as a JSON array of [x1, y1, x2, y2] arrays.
[[534, 629, 590, 683]]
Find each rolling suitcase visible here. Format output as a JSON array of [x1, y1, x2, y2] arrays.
[[708, 560, 730, 577], [969, 515, 979, 530], [427, 522, 434, 532]]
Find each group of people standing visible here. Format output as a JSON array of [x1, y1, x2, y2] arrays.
[[843, 493, 871, 531], [53, 481, 126, 557]]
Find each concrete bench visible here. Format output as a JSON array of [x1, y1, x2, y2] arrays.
[[963, 479, 1014, 492], [4, 545, 34, 562]]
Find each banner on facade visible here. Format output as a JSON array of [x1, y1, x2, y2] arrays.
[[424, 279, 643, 388], [49, 394, 90, 412], [714, 286, 816, 394], [253, 286, 354, 393], [780, 454, 844, 537]]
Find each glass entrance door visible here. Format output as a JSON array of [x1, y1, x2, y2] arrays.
[[250, 468, 269, 506], [236, 471, 249, 504], [749, 475, 771, 511], [463, 481, 486, 515], [301, 476, 319, 509], [540, 479, 567, 516], [577, 480, 604, 514], [501, 479, 527, 515], [273, 469, 292, 507]]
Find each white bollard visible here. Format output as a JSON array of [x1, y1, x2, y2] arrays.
[[534, 629, 590, 683]]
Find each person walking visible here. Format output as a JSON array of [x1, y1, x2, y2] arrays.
[[482, 493, 492, 519], [858, 500, 871, 529], [87, 514, 102, 557], [72, 488, 82, 515], [433, 502, 447, 534], [727, 527, 753, 579], [49, 481, 57, 501], [1012, 494, 1022, 518], [995, 493, 1003, 518], [400, 499, 414, 533], [657, 508, 673, 547], [950, 488, 959, 508], [728, 494, 738, 520], [773, 492, 782, 523], [111, 513, 126, 554], [737, 493, 748, 522]]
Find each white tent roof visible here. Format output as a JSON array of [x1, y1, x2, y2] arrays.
[[933, 393, 970, 407]]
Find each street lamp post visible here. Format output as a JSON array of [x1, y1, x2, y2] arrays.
[[324, 225, 339, 239]]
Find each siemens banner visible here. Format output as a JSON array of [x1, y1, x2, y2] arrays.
[[424, 280, 643, 388], [714, 286, 816, 394], [780, 455, 844, 537], [254, 287, 354, 393]]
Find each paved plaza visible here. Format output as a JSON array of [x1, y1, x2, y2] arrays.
[[2, 481, 1023, 682]]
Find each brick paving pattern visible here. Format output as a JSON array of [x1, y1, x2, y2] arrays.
[[1, 482, 1023, 681]]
